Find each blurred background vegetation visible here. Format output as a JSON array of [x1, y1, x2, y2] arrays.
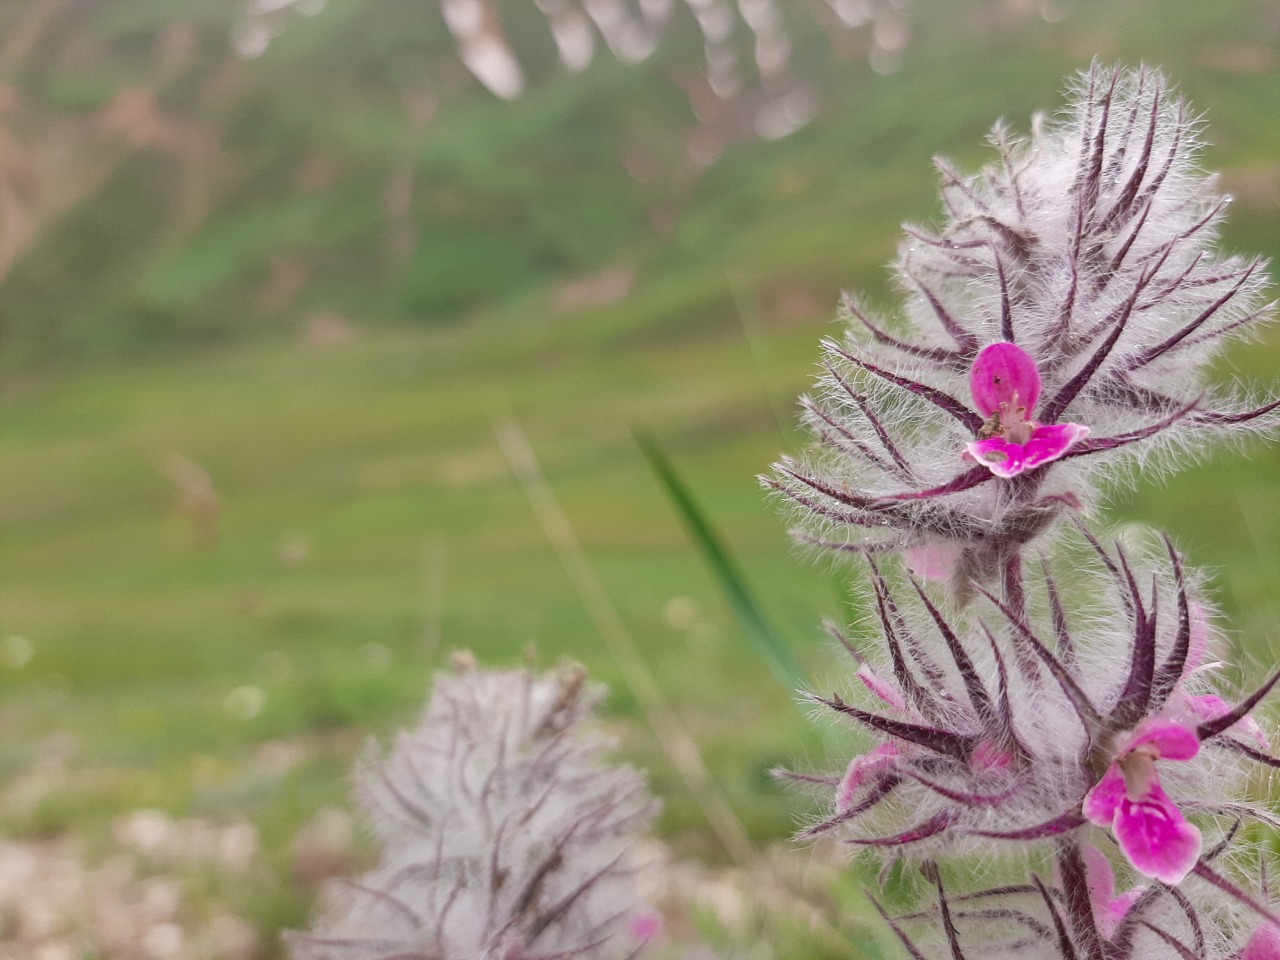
[[0, 0, 1277, 955]]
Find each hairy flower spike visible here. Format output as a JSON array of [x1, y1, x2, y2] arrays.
[[287, 660, 658, 960], [776, 64, 1280, 960], [769, 64, 1276, 588]]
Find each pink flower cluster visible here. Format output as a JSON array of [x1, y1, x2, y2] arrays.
[[775, 64, 1280, 960]]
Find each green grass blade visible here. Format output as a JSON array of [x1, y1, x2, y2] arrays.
[[634, 428, 804, 688]]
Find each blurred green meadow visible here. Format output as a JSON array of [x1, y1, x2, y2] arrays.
[[0, 0, 1278, 953]]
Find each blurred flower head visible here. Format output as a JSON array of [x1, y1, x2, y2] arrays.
[[288, 658, 658, 960]]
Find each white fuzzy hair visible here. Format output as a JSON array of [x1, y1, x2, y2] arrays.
[[795, 524, 1278, 958], [768, 64, 1277, 584], [287, 660, 658, 960]]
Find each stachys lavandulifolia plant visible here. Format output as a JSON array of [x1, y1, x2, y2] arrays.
[[772, 64, 1280, 959], [767, 64, 1278, 595], [286, 655, 659, 960]]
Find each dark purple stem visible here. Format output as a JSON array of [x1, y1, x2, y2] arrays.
[[1033, 873, 1083, 960], [826, 340, 985, 433], [1055, 839, 1108, 960], [815, 692, 974, 760]]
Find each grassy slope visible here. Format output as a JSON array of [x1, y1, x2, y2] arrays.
[[0, 0, 1278, 951]]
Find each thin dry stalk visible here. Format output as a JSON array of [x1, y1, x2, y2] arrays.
[[494, 417, 758, 867]]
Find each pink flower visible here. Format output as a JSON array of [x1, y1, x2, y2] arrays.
[[1082, 717, 1202, 885], [1184, 693, 1271, 750], [969, 739, 1014, 774], [837, 742, 901, 810], [1165, 600, 1271, 750], [628, 910, 664, 945], [1243, 921, 1280, 960], [964, 342, 1090, 478], [903, 543, 961, 582], [834, 660, 913, 810], [1081, 843, 1143, 940], [855, 663, 907, 712]]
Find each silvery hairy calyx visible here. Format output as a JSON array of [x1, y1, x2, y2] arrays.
[[771, 66, 1280, 959], [287, 656, 659, 960]]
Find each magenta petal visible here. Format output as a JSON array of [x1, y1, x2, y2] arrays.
[[965, 437, 1029, 478], [971, 341, 1041, 416], [1082, 844, 1140, 940], [1083, 763, 1126, 826], [1120, 717, 1201, 761], [1243, 922, 1280, 960], [970, 739, 1014, 773], [1081, 841, 1117, 911], [903, 543, 961, 581], [1021, 422, 1090, 469], [628, 910, 664, 945], [1109, 890, 1143, 933], [836, 743, 900, 810], [1112, 780, 1201, 885], [965, 424, 1089, 478], [857, 666, 907, 712], [1186, 693, 1230, 720], [1186, 694, 1271, 750]]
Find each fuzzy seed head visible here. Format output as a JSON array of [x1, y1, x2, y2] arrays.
[[287, 661, 658, 960]]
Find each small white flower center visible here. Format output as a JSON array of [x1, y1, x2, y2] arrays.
[[997, 390, 1035, 446], [1118, 748, 1159, 802]]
